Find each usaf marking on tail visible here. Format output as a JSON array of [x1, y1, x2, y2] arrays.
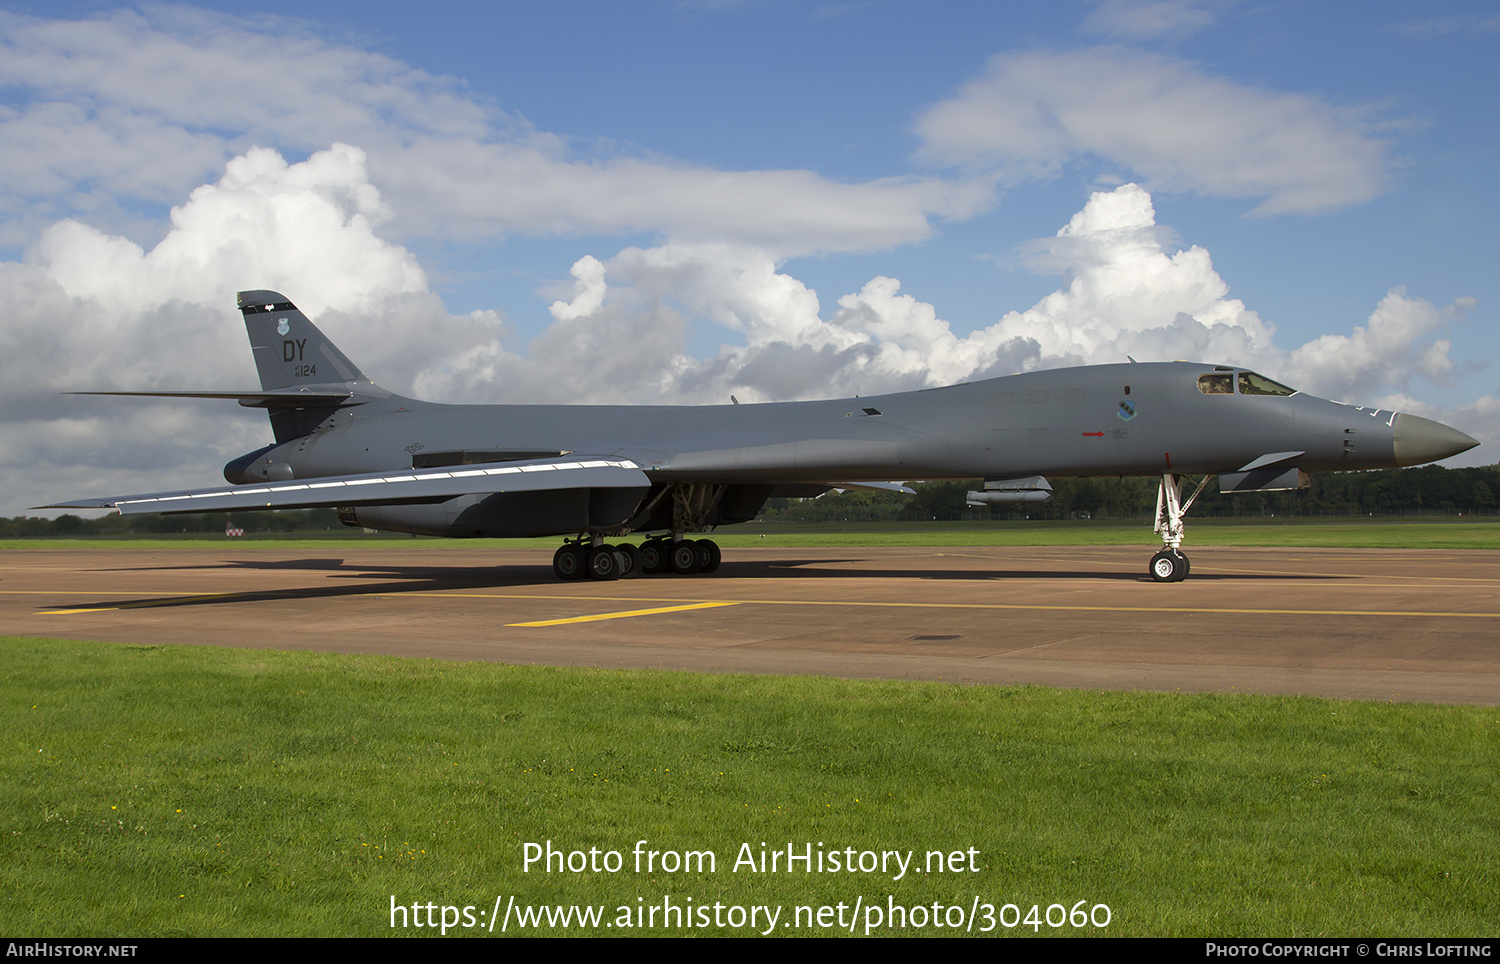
[[44, 290, 1479, 582]]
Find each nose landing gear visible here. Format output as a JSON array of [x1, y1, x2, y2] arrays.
[[1150, 473, 1209, 582]]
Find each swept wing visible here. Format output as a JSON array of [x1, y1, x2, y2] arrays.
[[43, 456, 648, 515]]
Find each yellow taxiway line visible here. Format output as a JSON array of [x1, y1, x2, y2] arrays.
[[506, 601, 740, 627]]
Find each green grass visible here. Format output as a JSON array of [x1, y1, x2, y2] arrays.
[[2, 638, 1495, 937], [5, 518, 1500, 551]]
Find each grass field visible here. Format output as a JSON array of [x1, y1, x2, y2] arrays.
[[2, 638, 1495, 937]]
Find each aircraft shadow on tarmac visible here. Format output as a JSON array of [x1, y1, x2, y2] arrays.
[[106, 556, 1323, 583], [94, 557, 351, 572], [58, 555, 1336, 613]]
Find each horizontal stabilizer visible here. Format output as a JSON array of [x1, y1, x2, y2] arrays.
[[66, 389, 371, 408], [41, 457, 649, 516]]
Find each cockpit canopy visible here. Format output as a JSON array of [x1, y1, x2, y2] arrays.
[[1197, 367, 1298, 397]]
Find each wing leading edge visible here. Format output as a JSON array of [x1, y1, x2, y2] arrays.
[[41, 456, 649, 516]]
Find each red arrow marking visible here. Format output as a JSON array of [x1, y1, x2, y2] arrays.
[[1082, 431, 1104, 437]]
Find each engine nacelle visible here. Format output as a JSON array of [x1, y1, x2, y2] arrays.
[[337, 486, 648, 538], [224, 444, 296, 484]]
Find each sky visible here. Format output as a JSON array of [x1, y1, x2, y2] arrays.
[[2, 0, 1497, 516]]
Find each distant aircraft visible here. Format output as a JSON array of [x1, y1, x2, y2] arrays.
[[44, 290, 1479, 582]]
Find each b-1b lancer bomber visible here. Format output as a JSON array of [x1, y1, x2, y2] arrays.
[[46, 290, 1479, 582]]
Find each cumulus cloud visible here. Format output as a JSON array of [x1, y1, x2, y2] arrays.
[[30, 144, 425, 320], [914, 47, 1389, 215], [0, 146, 512, 511], [503, 182, 1472, 424], [1284, 291, 1467, 404], [455, 182, 1460, 411], [3, 157, 1478, 516], [0, 7, 983, 254]]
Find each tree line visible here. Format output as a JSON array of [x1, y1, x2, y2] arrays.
[[1, 508, 345, 538]]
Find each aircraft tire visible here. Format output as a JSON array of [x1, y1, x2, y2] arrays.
[[1149, 549, 1185, 583], [617, 543, 643, 577], [670, 539, 701, 575], [640, 540, 670, 575], [553, 544, 585, 581], [588, 545, 622, 580], [698, 539, 721, 573]]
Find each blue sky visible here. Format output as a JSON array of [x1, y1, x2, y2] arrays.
[[1, 1, 1496, 512]]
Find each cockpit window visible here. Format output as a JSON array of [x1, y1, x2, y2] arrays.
[[1197, 373, 1234, 395], [1237, 371, 1298, 396]]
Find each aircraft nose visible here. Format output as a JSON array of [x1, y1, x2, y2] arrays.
[[1392, 413, 1480, 466]]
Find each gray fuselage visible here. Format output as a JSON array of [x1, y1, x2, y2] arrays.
[[248, 361, 1431, 486]]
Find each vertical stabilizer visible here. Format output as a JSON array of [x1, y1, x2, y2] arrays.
[[236, 290, 390, 442], [237, 290, 369, 391]]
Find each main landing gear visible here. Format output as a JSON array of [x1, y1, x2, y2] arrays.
[[1150, 473, 1210, 583], [552, 536, 721, 581], [551, 482, 731, 581]]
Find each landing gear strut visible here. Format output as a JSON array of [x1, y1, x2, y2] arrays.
[[1150, 473, 1210, 582]]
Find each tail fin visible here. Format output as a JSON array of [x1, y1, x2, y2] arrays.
[[237, 290, 389, 442], [237, 290, 371, 391]]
